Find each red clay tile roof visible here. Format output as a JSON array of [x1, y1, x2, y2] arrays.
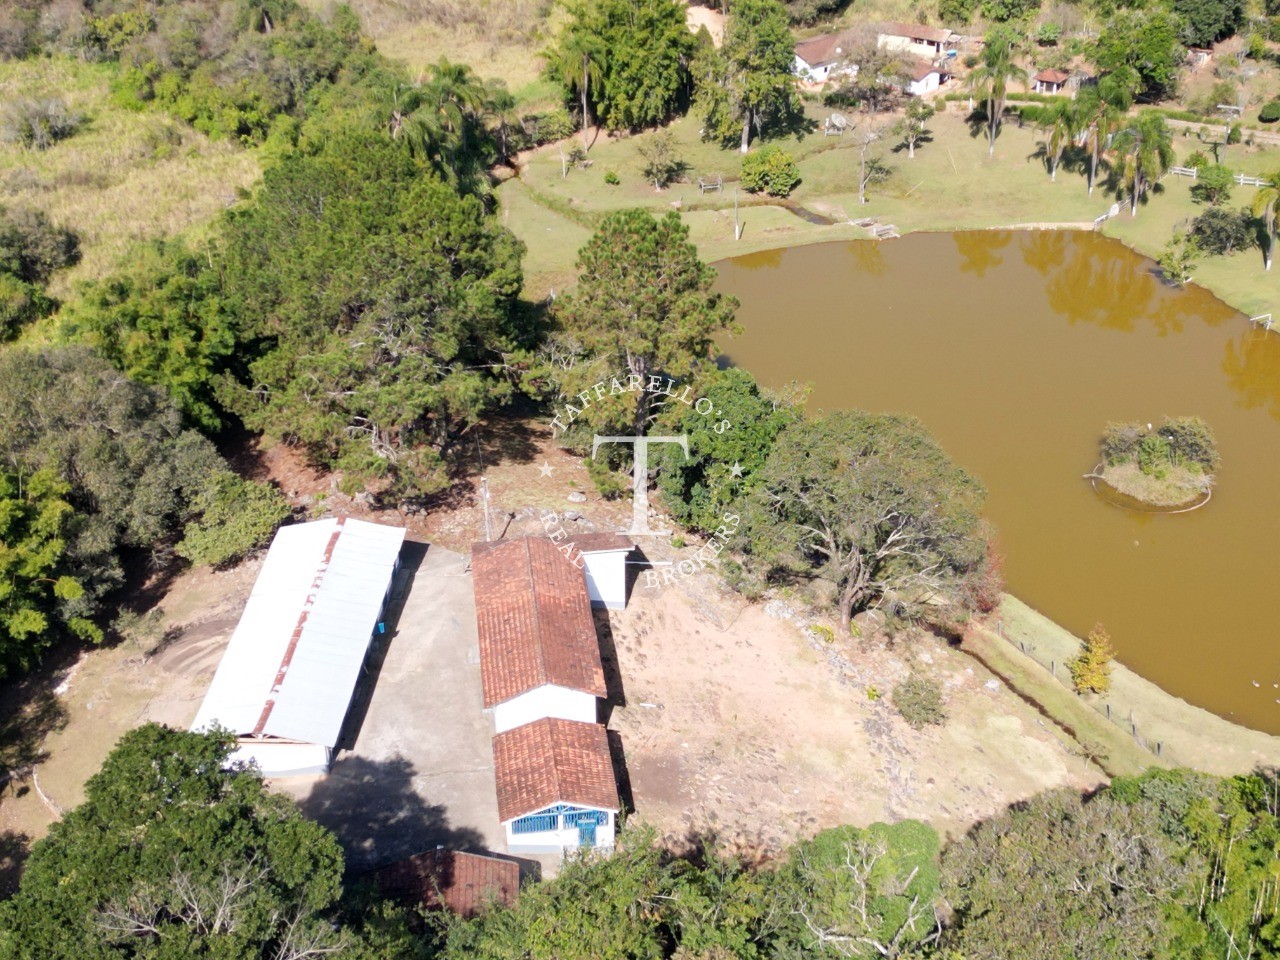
[[881, 22, 956, 44], [366, 850, 520, 918], [794, 30, 859, 68], [492, 718, 618, 823], [473, 538, 606, 708], [1033, 69, 1070, 85], [907, 60, 942, 81]]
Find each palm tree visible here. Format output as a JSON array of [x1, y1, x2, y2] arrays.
[[1078, 69, 1136, 196], [1113, 111, 1174, 216], [967, 27, 1028, 158], [402, 59, 492, 187], [545, 17, 606, 147], [1252, 173, 1280, 271], [1038, 100, 1078, 182]]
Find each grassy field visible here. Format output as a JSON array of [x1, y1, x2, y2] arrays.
[[978, 597, 1280, 776], [300, 0, 560, 107], [0, 57, 261, 299], [498, 103, 1280, 316]]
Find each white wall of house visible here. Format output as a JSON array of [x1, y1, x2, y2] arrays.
[[504, 809, 617, 853], [229, 741, 331, 777], [793, 55, 832, 83], [878, 35, 939, 58], [493, 685, 598, 733], [581, 549, 630, 609], [908, 72, 942, 96]]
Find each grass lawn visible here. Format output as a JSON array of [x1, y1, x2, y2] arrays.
[[500, 103, 1280, 318], [0, 57, 261, 298]]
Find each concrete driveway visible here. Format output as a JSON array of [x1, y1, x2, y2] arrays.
[[298, 542, 504, 873]]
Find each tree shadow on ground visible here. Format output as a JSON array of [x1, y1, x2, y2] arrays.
[[0, 645, 73, 785], [299, 755, 488, 876], [0, 830, 30, 898]]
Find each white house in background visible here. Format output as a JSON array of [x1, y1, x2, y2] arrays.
[[493, 717, 619, 852], [878, 22, 959, 59], [565, 532, 634, 609], [905, 59, 951, 97], [191, 517, 406, 777], [473, 537, 608, 734], [793, 30, 860, 85]]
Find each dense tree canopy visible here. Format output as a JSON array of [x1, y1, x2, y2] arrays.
[[1094, 9, 1184, 99], [0, 725, 354, 959], [0, 204, 77, 340], [1171, 0, 1244, 48], [220, 133, 526, 497], [655, 367, 804, 533], [547, 0, 695, 134], [0, 469, 93, 679], [693, 0, 802, 152], [547, 209, 739, 443], [61, 240, 239, 431], [737, 410, 988, 630]]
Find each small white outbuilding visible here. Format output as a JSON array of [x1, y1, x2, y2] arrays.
[[191, 516, 406, 777]]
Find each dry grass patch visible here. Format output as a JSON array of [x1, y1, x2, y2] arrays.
[[0, 57, 261, 298], [302, 0, 558, 103]]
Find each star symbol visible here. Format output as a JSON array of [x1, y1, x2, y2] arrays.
[[538, 461, 555, 478], [729, 461, 744, 478]]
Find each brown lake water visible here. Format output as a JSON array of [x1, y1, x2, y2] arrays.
[[716, 231, 1280, 735]]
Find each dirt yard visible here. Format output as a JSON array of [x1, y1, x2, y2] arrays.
[[1, 416, 1102, 888], [606, 573, 1102, 854]]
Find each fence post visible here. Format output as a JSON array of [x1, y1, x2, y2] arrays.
[[1106, 702, 1111, 720], [1050, 659, 1056, 678]]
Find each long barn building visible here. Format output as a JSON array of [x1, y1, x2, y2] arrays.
[[192, 516, 406, 777]]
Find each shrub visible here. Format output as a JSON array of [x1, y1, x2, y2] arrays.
[[0, 273, 52, 341], [1228, 122, 1243, 145], [177, 472, 291, 567], [740, 145, 800, 197], [1190, 163, 1233, 205], [604, 169, 620, 185], [1160, 415, 1220, 471], [0, 97, 82, 150], [892, 673, 947, 729], [1070, 623, 1114, 694], [1190, 207, 1255, 256], [1261, 101, 1280, 123], [0, 206, 79, 285], [1137, 433, 1172, 476], [1101, 421, 1144, 465], [1185, 149, 1210, 168]]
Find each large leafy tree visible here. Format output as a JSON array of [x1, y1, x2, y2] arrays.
[[1114, 111, 1175, 215], [0, 724, 352, 959], [1094, 9, 1184, 100], [0, 346, 226, 628], [967, 25, 1027, 157], [693, 0, 801, 152], [0, 469, 95, 679], [549, 209, 740, 441], [0, 204, 78, 341], [548, 0, 695, 134], [1171, 0, 1244, 48], [736, 410, 988, 631], [60, 240, 239, 432], [941, 787, 1196, 960], [654, 367, 804, 533], [768, 822, 942, 958], [221, 133, 525, 497]]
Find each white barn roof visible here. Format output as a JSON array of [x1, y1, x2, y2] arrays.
[[192, 517, 406, 750]]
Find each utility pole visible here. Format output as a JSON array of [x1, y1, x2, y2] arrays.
[[480, 476, 492, 541]]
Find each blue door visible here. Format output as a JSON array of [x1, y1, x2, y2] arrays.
[[577, 819, 597, 846]]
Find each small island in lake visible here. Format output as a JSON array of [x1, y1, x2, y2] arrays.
[[1093, 417, 1220, 508]]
